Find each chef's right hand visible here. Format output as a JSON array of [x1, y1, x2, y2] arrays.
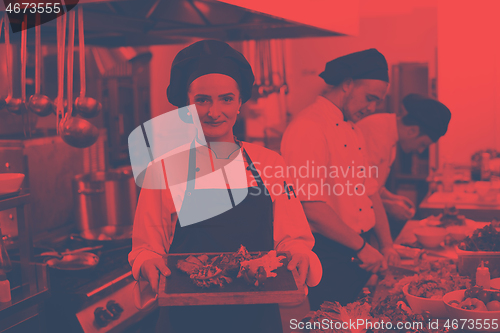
[[356, 243, 387, 274], [140, 258, 171, 294]]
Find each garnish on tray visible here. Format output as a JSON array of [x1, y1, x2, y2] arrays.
[[175, 245, 284, 288], [237, 250, 286, 287], [458, 223, 500, 252]]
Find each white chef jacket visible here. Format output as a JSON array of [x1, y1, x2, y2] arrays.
[[281, 96, 379, 234], [356, 113, 399, 190], [128, 140, 322, 287]]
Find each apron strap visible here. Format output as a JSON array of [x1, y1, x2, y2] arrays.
[[185, 140, 197, 192], [241, 148, 269, 196]]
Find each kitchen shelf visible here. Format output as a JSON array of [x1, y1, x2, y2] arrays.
[[0, 192, 30, 211], [0, 191, 33, 276], [0, 262, 49, 319]]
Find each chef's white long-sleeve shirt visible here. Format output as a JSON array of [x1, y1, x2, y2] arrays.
[[281, 96, 380, 234], [356, 113, 399, 190], [129, 140, 322, 287]]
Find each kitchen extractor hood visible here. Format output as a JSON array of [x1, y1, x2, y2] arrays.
[[1, 0, 359, 46]]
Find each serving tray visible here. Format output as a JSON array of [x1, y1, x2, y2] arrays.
[[158, 251, 305, 306]]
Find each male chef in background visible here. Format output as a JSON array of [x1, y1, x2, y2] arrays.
[[357, 93, 451, 238], [281, 49, 400, 310]]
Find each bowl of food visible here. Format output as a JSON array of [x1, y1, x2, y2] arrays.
[[443, 288, 500, 332], [403, 283, 448, 318], [413, 227, 448, 248], [456, 224, 500, 278], [0, 173, 25, 196]]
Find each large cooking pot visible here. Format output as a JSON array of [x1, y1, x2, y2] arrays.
[[73, 166, 138, 241]]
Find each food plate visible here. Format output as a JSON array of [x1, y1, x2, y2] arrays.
[[403, 284, 448, 318], [443, 290, 500, 332], [158, 251, 304, 306]]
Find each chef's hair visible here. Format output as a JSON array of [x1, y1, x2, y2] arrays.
[[401, 114, 426, 137]]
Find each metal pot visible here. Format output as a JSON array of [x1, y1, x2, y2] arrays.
[[73, 166, 138, 241]]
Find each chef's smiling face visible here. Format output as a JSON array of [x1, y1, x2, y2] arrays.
[[343, 79, 388, 123], [188, 74, 242, 142]]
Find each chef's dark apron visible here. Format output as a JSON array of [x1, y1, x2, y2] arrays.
[[307, 231, 373, 311], [156, 142, 283, 333]]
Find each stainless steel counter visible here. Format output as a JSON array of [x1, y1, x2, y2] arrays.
[[419, 183, 500, 221]]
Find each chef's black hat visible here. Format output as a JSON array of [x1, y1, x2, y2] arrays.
[[402, 94, 451, 142], [319, 48, 389, 86], [167, 40, 255, 107]]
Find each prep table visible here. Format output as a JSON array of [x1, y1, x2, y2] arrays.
[[301, 218, 498, 333], [419, 183, 500, 221]]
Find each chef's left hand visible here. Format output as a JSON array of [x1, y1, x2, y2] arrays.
[[287, 253, 309, 286], [380, 246, 401, 266]]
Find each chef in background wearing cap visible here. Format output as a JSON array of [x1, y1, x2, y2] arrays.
[[129, 40, 322, 333], [281, 49, 400, 309], [357, 94, 451, 238]]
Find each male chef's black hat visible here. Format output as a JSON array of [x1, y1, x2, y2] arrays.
[[167, 40, 255, 108], [402, 94, 451, 142], [319, 48, 389, 86]]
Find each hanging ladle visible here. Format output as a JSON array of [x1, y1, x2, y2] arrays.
[[51, 14, 68, 118], [28, 14, 53, 116], [4, 14, 27, 115], [1, 14, 13, 111], [52, 16, 74, 133], [52, 14, 67, 119], [54, 13, 66, 135], [0, 16, 6, 110], [59, 10, 99, 148], [74, 7, 101, 118]]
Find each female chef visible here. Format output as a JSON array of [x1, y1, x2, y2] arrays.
[[128, 40, 321, 333]]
